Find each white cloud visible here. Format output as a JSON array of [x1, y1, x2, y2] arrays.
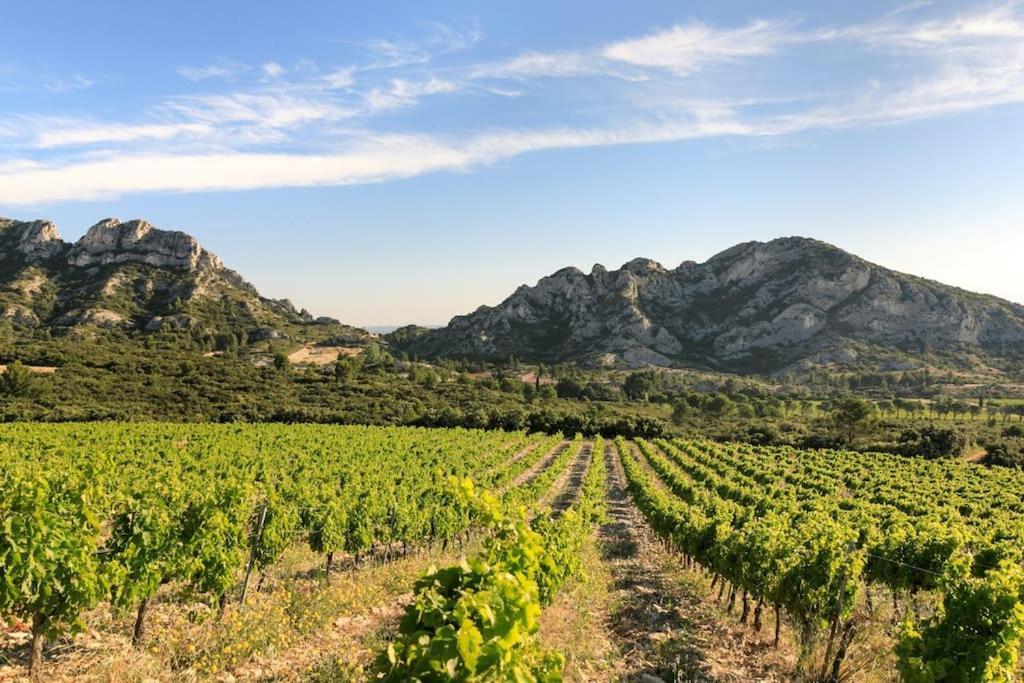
[[470, 18, 794, 82], [0, 137, 468, 204], [262, 62, 286, 79], [602, 19, 793, 73], [422, 21, 482, 54], [6, 5, 1024, 206], [471, 51, 598, 79], [166, 92, 356, 128], [34, 122, 213, 148], [323, 67, 355, 89], [836, 4, 1024, 49], [177, 60, 248, 81], [0, 114, 753, 205], [364, 77, 459, 112]]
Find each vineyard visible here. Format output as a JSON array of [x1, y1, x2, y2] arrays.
[[2, 424, 1024, 681]]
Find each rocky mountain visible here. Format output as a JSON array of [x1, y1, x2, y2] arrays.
[[0, 216, 366, 342], [391, 237, 1024, 374]]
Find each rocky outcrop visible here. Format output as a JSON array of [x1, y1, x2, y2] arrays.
[[53, 308, 126, 329], [0, 219, 67, 263], [1, 304, 40, 327], [396, 237, 1024, 373], [248, 327, 283, 343], [0, 216, 368, 341], [144, 314, 198, 332], [67, 218, 223, 271]]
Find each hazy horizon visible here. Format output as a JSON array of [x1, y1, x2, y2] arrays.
[[2, 0, 1023, 325]]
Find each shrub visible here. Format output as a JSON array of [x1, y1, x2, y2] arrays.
[[898, 426, 969, 459]]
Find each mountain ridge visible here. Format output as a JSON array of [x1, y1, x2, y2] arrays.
[[0, 216, 365, 342], [389, 236, 1024, 375]]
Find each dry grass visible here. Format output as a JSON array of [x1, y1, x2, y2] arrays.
[[286, 346, 362, 367], [0, 364, 56, 374], [0, 541, 480, 682], [538, 529, 620, 680]]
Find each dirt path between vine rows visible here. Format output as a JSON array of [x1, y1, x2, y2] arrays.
[[512, 440, 569, 488], [542, 441, 592, 513], [590, 443, 790, 682], [504, 440, 542, 469], [259, 441, 583, 681]]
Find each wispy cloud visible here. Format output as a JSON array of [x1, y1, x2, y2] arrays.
[[470, 51, 602, 80], [347, 21, 482, 71], [469, 18, 793, 81], [4, 5, 1024, 205], [831, 3, 1024, 48], [364, 77, 459, 112], [167, 92, 355, 129], [261, 62, 286, 79], [602, 19, 794, 73], [43, 73, 94, 93], [322, 67, 355, 89], [177, 60, 249, 82], [0, 116, 748, 204], [34, 122, 213, 149]]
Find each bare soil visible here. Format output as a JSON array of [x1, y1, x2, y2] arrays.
[[592, 444, 791, 681]]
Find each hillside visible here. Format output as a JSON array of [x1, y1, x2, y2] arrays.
[[390, 237, 1024, 375], [0, 216, 368, 344]]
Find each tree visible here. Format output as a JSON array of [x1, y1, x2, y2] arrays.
[[703, 393, 734, 417], [671, 400, 690, 426], [623, 371, 658, 401], [831, 398, 875, 446], [985, 440, 1024, 468], [537, 385, 558, 400], [898, 426, 969, 459], [0, 361, 45, 398], [272, 352, 290, 372], [555, 377, 584, 399], [333, 357, 358, 383]]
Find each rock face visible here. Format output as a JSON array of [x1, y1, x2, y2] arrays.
[[67, 218, 223, 270], [0, 219, 68, 263], [0, 216, 368, 343], [395, 237, 1024, 373]]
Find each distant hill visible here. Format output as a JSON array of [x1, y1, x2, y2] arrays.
[[0, 216, 369, 344], [389, 237, 1024, 376]]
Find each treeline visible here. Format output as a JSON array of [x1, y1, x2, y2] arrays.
[[0, 340, 670, 438]]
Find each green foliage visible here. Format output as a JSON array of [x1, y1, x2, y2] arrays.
[[375, 480, 564, 682], [104, 484, 185, 612], [670, 399, 690, 426], [376, 434, 605, 681], [251, 491, 303, 571], [897, 555, 1024, 682], [616, 435, 1024, 680], [898, 425, 970, 459], [0, 361, 45, 398], [984, 439, 1024, 469], [831, 397, 875, 444], [622, 371, 659, 401], [0, 468, 107, 642], [177, 482, 251, 602]]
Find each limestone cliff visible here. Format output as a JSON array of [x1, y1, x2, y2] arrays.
[[393, 237, 1024, 374], [0, 216, 366, 343]]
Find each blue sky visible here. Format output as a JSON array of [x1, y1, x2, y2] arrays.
[[1, 1, 1023, 326]]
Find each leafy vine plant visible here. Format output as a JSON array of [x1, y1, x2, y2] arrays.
[[375, 452, 604, 683], [374, 477, 564, 681]]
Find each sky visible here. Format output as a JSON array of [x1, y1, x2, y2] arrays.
[[1, 1, 1023, 327]]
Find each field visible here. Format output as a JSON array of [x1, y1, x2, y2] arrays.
[[2, 424, 1024, 681]]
